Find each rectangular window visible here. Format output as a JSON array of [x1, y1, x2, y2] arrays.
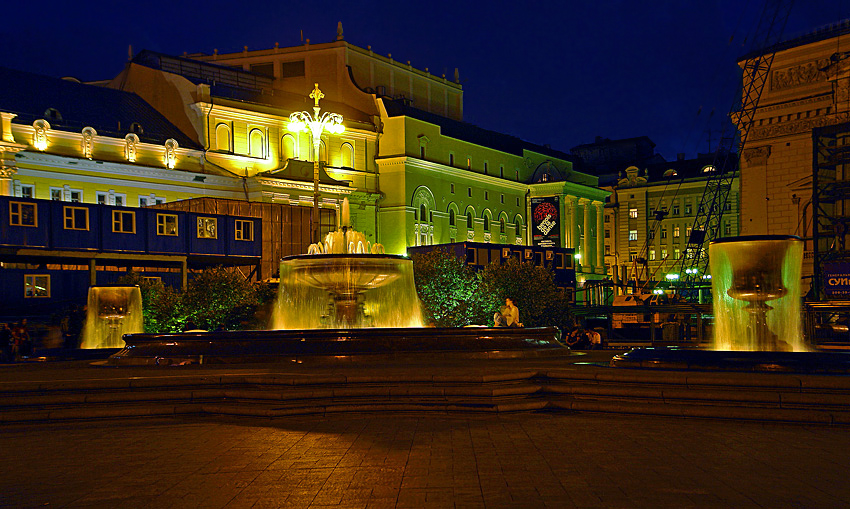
[[724, 222, 732, 235], [420, 146, 426, 159], [516, 197, 520, 206], [97, 192, 107, 205], [112, 210, 135, 233], [114, 194, 125, 207], [484, 191, 489, 200], [662, 249, 668, 259], [9, 202, 37, 227], [466, 157, 471, 170], [685, 204, 692, 215], [69, 190, 82, 202], [24, 275, 50, 298], [19, 185, 34, 199], [686, 227, 692, 238], [500, 165, 504, 178], [500, 194, 504, 204], [250, 62, 274, 78], [484, 162, 489, 174], [450, 183, 455, 194], [629, 251, 637, 262], [139, 197, 148, 207], [281, 60, 305, 78], [604, 245, 611, 255], [629, 208, 638, 219], [675, 248, 681, 259], [604, 215, 610, 223], [649, 250, 656, 261], [197, 217, 217, 239], [157, 214, 178, 236], [604, 229, 611, 239], [661, 228, 667, 239], [467, 188, 472, 198], [672, 205, 680, 215], [450, 154, 455, 166], [235, 219, 254, 241], [63, 206, 89, 230], [629, 230, 638, 241], [674, 226, 680, 238], [724, 202, 732, 211], [50, 188, 62, 201]]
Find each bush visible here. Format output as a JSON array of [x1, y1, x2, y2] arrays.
[[116, 272, 184, 333], [411, 249, 489, 326], [480, 258, 573, 329]]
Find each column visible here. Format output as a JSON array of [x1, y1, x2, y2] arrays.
[[580, 198, 591, 271], [595, 202, 605, 274], [0, 163, 15, 197], [570, 197, 580, 251]]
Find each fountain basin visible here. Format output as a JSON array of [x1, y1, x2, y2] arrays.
[[611, 347, 850, 374], [108, 326, 567, 365]]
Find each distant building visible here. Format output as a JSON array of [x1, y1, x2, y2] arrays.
[[602, 153, 740, 291], [570, 136, 666, 186]]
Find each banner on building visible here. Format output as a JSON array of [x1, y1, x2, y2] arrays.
[[823, 262, 850, 298], [531, 196, 560, 248]]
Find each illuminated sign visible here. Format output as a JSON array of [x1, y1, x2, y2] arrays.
[[531, 196, 560, 248]]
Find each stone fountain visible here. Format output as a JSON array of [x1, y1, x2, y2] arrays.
[[272, 199, 422, 329], [80, 286, 143, 349], [611, 235, 850, 373], [109, 199, 563, 365]]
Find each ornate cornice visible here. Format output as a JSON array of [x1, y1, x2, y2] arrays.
[[770, 58, 831, 91], [749, 112, 850, 141]]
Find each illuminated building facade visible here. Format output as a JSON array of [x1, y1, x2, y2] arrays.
[[0, 26, 609, 313]]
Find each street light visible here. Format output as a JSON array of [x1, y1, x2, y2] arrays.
[[288, 83, 345, 244]]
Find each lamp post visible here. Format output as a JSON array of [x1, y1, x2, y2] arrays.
[[287, 83, 345, 244]]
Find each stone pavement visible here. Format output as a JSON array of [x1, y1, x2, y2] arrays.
[[2, 412, 850, 508]]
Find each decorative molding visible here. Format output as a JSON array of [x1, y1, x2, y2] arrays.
[[770, 58, 831, 91], [749, 112, 850, 141], [756, 94, 831, 113], [742, 145, 771, 165]]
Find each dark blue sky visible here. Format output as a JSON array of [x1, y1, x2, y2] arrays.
[[5, 0, 849, 160]]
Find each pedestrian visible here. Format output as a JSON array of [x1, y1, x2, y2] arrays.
[[0, 323, 12, 363], [16, 319, 32, 358]]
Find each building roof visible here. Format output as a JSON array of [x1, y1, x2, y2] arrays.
[[381, 99, 576, 162], [739, 18, 850, 61], [0, 65, 199, 149], [642, 152, 738, 183]]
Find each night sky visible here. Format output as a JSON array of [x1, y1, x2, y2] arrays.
[[5, 0, 849, 161]]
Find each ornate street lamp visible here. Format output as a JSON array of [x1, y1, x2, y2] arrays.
[[287, 83, 345, 244]]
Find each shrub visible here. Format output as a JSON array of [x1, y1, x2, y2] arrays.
[[411, 249, 489, 326], [480, 258, 573, 329]]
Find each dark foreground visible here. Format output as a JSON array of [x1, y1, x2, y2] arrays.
[[2, 413, 849, 508]]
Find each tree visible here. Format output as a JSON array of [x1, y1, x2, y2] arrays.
[[182, 266, 262, 331], [411, 249, 488, 326], [116, 272, 184, 333], [480, 258, 573, 329]]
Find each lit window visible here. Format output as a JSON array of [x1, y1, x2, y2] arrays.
[[686, 227, 692, 238], [215, 124, 232, 152], [198, 217, 217, 239], [629, 208, 638, 219], [649, 250, 656, 261], [605, 245, 611, 255], [24, 275, 50, 298], [662, 249, 668, 259], [467, 157, 471, 170], [249, 129, 265, 158], [675, 248, 681, 259], [340, 143, 354, 168], [157, 214, 178, 236], [629, 230, 638, 241], [281, 134, 296, 160], [10, 202, 36, 227], [235, 219, 254, 241], [63, 206, 89, 230], [702, 165, 716, 173], [112, 211, 136, 233], [674, 226, 680, 238]]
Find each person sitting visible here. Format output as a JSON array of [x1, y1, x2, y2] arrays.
[[501, 297, 522, 327], [494, 312, 507, 327]]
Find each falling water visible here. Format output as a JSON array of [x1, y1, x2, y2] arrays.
[[80, 286, 144, 349], [709, 236, 805, 352]]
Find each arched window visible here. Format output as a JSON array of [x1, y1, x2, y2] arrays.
[[467, 212, 473, 229], [420, 204, 427, 223], [215, 124, 231, 152], [449, 209, 455, 226], [340, 142, 354, 168], [483, 215, 490, 232], [249, 129, 264, 158], [280, 134, 296, 160], [500, 218, 506, 234]]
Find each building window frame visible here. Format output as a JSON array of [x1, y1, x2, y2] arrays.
[[629, 208, 638, 219], [63, 206, 89, 231], [157, 214, 179, 236], [628, 230, 638, 241], [235, 219, 254, 241], [24, 274, 50, 298], [112, 210, 136, 234], [9, 201, 37, 227], [197, 217, 218, 239]]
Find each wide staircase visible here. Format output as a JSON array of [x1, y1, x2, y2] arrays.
[[3, 362, 850, 425]]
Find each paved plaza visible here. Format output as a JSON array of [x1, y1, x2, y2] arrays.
[[2, 410, 850, 508]]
